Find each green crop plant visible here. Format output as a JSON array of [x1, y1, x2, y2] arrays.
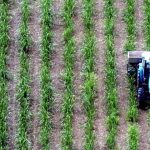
[[104, 0, 119, 149], [0, 2, 9, 149], [16, 0, 31, 149], [128, 124, 139, 150], [144, 0, 150, 50], [39, 0, 53, 149], [61, 0, 75, 149], [124, 0, 136, 51], [82, 0, 96, 149], [127, 77, 138, 122], [124, 0, 139, 149], [127, 77, 139, 149]]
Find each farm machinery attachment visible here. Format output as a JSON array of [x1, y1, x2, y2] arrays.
[[127, 51, 150, 109]]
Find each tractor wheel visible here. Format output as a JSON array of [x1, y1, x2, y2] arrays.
[[138, 87, 144, 101], [137, 87, 149, 110]]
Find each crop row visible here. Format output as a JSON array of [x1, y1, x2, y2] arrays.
[[82, 0, 96, 149], [124, 0, 136, 51], [16, 0, 31, 149], [0, 1, 9, 149], [127, 77, 139, 149], [39, 0, 53, 149], [61, 0, 75, 149], [144, 0, 150, 50], [104, 0, 119, 149], [124, 0, 139, 149]]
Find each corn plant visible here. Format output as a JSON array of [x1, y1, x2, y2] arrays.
[[39, 0, 53, 149], [128, 124, 139, 150], [124, 0, 139, 148], [16, 0, 31, 149], [61, 0, 75, 149], [124, 0, 136, 51], [0, 2, 9, 149], [144, 0, 150, 50], [127, 76, 138, 122], [82, 0, 96, 149], [127, 76, 139, 149], [104, 0, 119, 149]]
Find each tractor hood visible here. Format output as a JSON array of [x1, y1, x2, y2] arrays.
[[128, 51, 150, 64], [142, 52, 150, 62]]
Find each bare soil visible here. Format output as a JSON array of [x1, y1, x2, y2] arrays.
[[28, 1, 41, 149], [7, 1, 20, 149], [51, 0, 64, 149], [114, 0, 128, 149], [135, 0, 145, 51], [94, 0, 107, 149], [72, 0, 86, 150], [139, 110, 149, 150]]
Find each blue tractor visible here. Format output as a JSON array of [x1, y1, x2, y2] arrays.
[[127, 51, 150, 109]]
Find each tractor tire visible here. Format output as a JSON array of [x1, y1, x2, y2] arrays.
[[138, 87, 149, 110]]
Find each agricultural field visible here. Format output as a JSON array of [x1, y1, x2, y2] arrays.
[[1, 0, 150, 149]]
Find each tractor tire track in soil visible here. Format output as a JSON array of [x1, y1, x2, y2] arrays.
[[72, 0, 85, 149], [94, 0, 107, 149], [7, 1, 20, 149], [51, 0, 64, 149], [135, 0, 144, 51], [28, 1, 41, 149], [114, 0, 128, 149]]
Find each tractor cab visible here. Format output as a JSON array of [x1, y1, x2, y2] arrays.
[[127, 51, 150, 109]]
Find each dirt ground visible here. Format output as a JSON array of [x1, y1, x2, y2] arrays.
[[6, 0, 150, 149], [28, 0, 41, 149], [94, 0, 107, 149], [7, 1, 20, 149], [114, 0, 128, 149], [72, 0, 85, 149], [51, 0, 64, 149]]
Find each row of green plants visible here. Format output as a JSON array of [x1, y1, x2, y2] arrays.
[[39, 0, 53, 149], [128, 124, 139, 150], [127, 77, 138, 122], [104, 0, 119, 149], [0, 1, 9, 149], [82, 0, 96, 149], [127, 77, 139, 149], [16, 0, 31, 149], [124, 0, 136, 51], [124, 0, 139, 149], [144, 0, 150, 50], [61, 0, 75, 149]]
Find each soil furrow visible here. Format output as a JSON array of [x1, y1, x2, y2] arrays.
[[139, 110, 149, 150], [135, 0, 144, 51], [114, 0, 128, 149], [28, 1, 41, 149], [51, 0, 64, 149], [7, 1, 20, 149], [94, 0, 107, 149], [72, 0, 85, 149]]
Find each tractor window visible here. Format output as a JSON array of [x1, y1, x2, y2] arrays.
[[142, 59, 146, 68], [146, 63, 150, 69]]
